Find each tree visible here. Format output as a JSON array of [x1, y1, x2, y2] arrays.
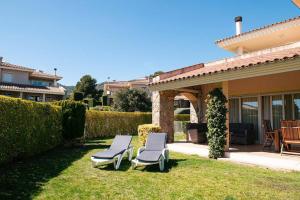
[[74, 75, 97, 98], [113, 89, 152, 112], [205, 88, 228, 159], [149, 71, 164, 78]]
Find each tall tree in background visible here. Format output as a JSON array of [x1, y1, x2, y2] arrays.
[[74, 75, 97, 98], [113, 89, 151, 112]]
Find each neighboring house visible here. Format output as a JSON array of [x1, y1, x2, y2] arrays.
[[98, 77, 150, 105], [150, 15, 300, 148], [0, 57, 65, 102]]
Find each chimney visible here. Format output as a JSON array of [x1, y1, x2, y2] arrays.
[[54, 68, 58, 87], [235, 16, 242, 35]]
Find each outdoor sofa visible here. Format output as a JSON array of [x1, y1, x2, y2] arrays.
[[230, 123, 255, 145]]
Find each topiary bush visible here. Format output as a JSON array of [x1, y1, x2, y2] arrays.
[[52, 100, 86, 140], [138, 124, 162, 145], [85, 111, 152, 138], [0, 95, 62, 164], [205, 88, 228, 159]]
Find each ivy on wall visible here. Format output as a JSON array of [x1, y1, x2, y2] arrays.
[[205, 88, 228, 159]]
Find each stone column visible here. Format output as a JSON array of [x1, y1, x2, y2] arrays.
[[222, 81, 230, 151], [190, 100, 199, 123], [152, 90, 177, 143], [42, 93, 46, 102], [19, 92, 23, 99]]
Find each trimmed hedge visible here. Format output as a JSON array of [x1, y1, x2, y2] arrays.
[[138, 124, 161, 145], [85, 111, 152, 138], [52, 100, 86, 140], [0, 96, 62, 164], [174, 114, 190, 121]]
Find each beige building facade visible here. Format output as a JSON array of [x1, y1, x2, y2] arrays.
[[150, 16, 300, 149], [0, 57, 65, 102]]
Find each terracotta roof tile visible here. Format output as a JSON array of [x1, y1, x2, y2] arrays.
[[151, 46, 300, 85], [0, 82, 65, 95], [0, 62, 34, 71], [216, 16, 300, 44]]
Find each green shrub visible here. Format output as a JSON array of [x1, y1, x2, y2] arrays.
[[73, 92, 84, 101], [0, 95, 62, 164], [138, 124, 162, 145], [83, 97, 95, 108], [52, 100, 86, 140], [102, 96, 108, 106], [205, 88, 228, 159], [174, 114, 190, 121], [85, 111, 152, 138]]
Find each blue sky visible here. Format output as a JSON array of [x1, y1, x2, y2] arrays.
[[0, 0, 299, 85]]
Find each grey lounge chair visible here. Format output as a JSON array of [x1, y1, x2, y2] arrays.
[[91, 135, 133, 170], [131, 133, 169, 171]]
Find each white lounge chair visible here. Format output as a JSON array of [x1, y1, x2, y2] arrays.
[[132, 133, 169, 171], [91, 135, 133, 170]]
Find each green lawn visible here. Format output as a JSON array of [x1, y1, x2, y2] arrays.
[[1, 137, 300, 200]]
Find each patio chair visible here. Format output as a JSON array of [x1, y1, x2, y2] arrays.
[[263, 120, 274, 149], [91, 135, 133, 170], [131, 133, 168, 171], [281, 126, 300, 155]]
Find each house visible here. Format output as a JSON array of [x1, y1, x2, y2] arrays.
[[149, 15, 300, 151], [0, 57, 65, 102], [97, 77, 151, 105]]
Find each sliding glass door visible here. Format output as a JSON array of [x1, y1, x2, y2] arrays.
[[284, 94, 293, 120], [242, 97, 258, 140], [229, 99, 239, 123], [294, 93, 300, 120], [272, 95, 283, 129]]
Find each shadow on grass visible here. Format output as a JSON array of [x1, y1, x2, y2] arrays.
[[136, 158, 186, 173], [0, 142, 109, 200], [95, 158, 186, 173]]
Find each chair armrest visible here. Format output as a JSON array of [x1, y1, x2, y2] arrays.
[[137, 147, 146, 156], [162, 148, 169, 161]]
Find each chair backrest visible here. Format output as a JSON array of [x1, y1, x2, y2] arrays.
[[281, 120, 298, 127], [145, 133, 167, 151], [110, 135, 132, 150], [281, 127, 300, 141], [263, 120, 272, 132]]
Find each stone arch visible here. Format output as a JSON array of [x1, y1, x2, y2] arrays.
[[178, 92, 200, 123]]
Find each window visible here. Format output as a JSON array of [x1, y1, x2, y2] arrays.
[[294, 93, 300, 120], [229, 99, 239, 123], [3, 73, 13, 83], [272, 95, 283, 129], [242, 97, 258, 140], [284, 94, 293, 120], [31, 80, 49, 87]]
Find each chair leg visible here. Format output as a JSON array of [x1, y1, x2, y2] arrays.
[[159, 157, 164, 171], [114, 154, 123, 170], [165, 150, 169, 163], [131, 161, 137, 170], [128, 147, 133, 161]]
